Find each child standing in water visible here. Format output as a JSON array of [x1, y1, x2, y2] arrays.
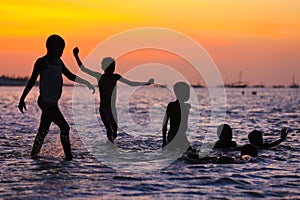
[[73, 47, 154, 143], [162, 82, 191, 150], [18, 35, 95, 160]]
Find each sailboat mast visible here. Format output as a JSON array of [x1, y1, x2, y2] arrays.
[[292, 74, 295, 84], [239, 71, 243, 84]]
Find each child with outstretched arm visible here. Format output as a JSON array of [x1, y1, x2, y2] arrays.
[[73, 47, 154, 143]]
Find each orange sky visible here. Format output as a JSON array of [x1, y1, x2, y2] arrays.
[[0, 0, 299, 85]]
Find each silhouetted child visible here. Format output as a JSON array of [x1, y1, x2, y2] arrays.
[[162, 82, 191, 150], [215, 144, 258, 163], [248, 128, 288, 148], [73, 47, 154, 143], [240, 144, 258, 161], [216, 144, 258, 163], [185, 144, 258, 164], [213, 124, 237, 149], [18, 35, 95, 160]]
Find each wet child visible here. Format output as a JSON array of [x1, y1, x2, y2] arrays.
[[248, 128, 288, 148], [215, 144, 258, 163], [213, 124, 238, 149], [162, 82, 191, 150], [240, 144, 258, 161], [73, 47, 154, 143], [185, 144, 258, 164], [18, 35, 95, 160]]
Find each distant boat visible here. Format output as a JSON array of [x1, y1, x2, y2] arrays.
[[225, 82, 248, 88], [191, 84, 204, 88], [251, 84, 265, 88], [191, 79, 204, 88], [272, 85, 285, 88], [289, 74, 299, 88], [225, 71, 248, 88]]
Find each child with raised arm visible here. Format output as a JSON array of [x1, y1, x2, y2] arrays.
[[73, 47, 154, 143], [162, 82, 191, 150], [248, 128, 288, 148], [18, 35, 95, 160]]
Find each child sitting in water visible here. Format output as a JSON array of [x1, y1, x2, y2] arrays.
[[185, 144, 258, 164], [248, 128, 288, 148], [213, 124, 237, 149], [162, 82, 191, 150], [240, 144, 258, 161]]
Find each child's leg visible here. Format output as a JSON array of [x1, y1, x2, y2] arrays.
[[111, 107, 118, 140], [51, 106, 72, 160], [100, 108, 114, 143], [111, 120, 118, 140], [31, 111, 52, 157]]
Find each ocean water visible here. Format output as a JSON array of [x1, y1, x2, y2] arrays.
[[0, 86, 299, 199]]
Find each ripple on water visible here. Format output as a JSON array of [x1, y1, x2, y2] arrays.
[[0, 87, 299, 199]]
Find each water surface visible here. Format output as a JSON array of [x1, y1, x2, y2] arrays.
[[0, 86, 299, 199]]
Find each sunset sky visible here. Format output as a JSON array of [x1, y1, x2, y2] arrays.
[[0, 0, 299, 86]]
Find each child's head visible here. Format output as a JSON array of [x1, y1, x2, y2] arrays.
[[217, 124, 232, 141], [248, 130, 263, 146], [46, 34, 65, 58], [173, 82, 190, 102], [241, 144, 258, 157], [101, 57, 115, 75]]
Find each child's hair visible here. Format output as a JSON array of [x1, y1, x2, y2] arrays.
[[241, 144, 258, 157], [173, 82, 190, 100], [46, 34, 65, 50], [248, 130, 263, 146], [217, 124, 232, 141], [101, 57, 115, 74]]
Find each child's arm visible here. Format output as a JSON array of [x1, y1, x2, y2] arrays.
[[263, 128, 288, 148], [73, 47, 101, 79], [18, 59, 44, 113], [119, 77, 154, 86], [162, 110, 169, 148], [61, 62, 95, 94]]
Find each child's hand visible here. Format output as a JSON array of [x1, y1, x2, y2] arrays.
[[280, 127, 288, 141], [146, 78, 154, 85], [18, 100, 27, 114], [87, 82, 95, 94], [73, 47, 79, 56]]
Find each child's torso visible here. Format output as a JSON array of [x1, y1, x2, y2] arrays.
[[167, 101, 190, 140], [98, 74, 120, 108], [39, 58, 63, 103]]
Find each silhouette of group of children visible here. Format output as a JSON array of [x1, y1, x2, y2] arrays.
[[212, 123, 288, 162], [18, 35, 288, 161]]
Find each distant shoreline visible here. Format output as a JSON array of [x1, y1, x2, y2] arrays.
[[0, 76, 298, 88], [0, 76, 80, 87], [0, 76, 31, 86]]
